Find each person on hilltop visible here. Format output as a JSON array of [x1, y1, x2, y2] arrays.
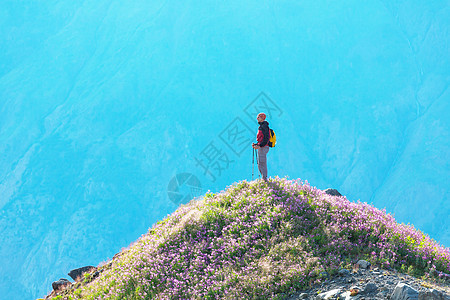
[[252, 112, 270, 182]]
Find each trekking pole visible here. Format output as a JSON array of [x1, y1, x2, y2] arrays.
[[256, 147, 260, 179], [252, 147, 254, 181]]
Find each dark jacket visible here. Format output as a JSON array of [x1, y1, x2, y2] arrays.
[[256, 121, 270, 147]]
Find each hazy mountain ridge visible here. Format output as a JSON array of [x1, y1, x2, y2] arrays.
[[1, 2, 449, 299]]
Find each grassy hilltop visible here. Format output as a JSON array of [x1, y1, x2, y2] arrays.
[[43, 176, 450, 299]]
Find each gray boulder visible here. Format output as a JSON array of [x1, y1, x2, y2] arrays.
[[364, 282, 378, 293], [419, 289, 450, 300], [52, 278, 71, 291], [324, 188, 342, 196], [316, 288, 342, 299], [391, 282, 419, 300], [338, 269, 351, 276], [356, 260, 371, 269]]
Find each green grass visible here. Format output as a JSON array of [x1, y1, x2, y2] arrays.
[[44, 176, 450, 299]]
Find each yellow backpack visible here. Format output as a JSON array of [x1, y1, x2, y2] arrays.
[[268, 128, 276, 147]]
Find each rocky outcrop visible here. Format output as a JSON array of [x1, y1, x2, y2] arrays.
[[68, 266, 96, 281], [324, 188, 342, 197], [51, 278, 71, 292], [287, 264, 449, 300]]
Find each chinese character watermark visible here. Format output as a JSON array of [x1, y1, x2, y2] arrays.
[[219, 117, 254, 157], [243, 91, 283, 123], [193, 141, 235, 182], [167, 173, 203, 206]]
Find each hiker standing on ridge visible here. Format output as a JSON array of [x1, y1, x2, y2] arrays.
[[252, 112, 270, 182]]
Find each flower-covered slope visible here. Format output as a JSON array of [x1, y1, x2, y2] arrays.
[[44, 176, 450, 300]]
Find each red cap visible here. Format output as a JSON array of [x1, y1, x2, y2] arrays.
[[257, 113, 266, 120]]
